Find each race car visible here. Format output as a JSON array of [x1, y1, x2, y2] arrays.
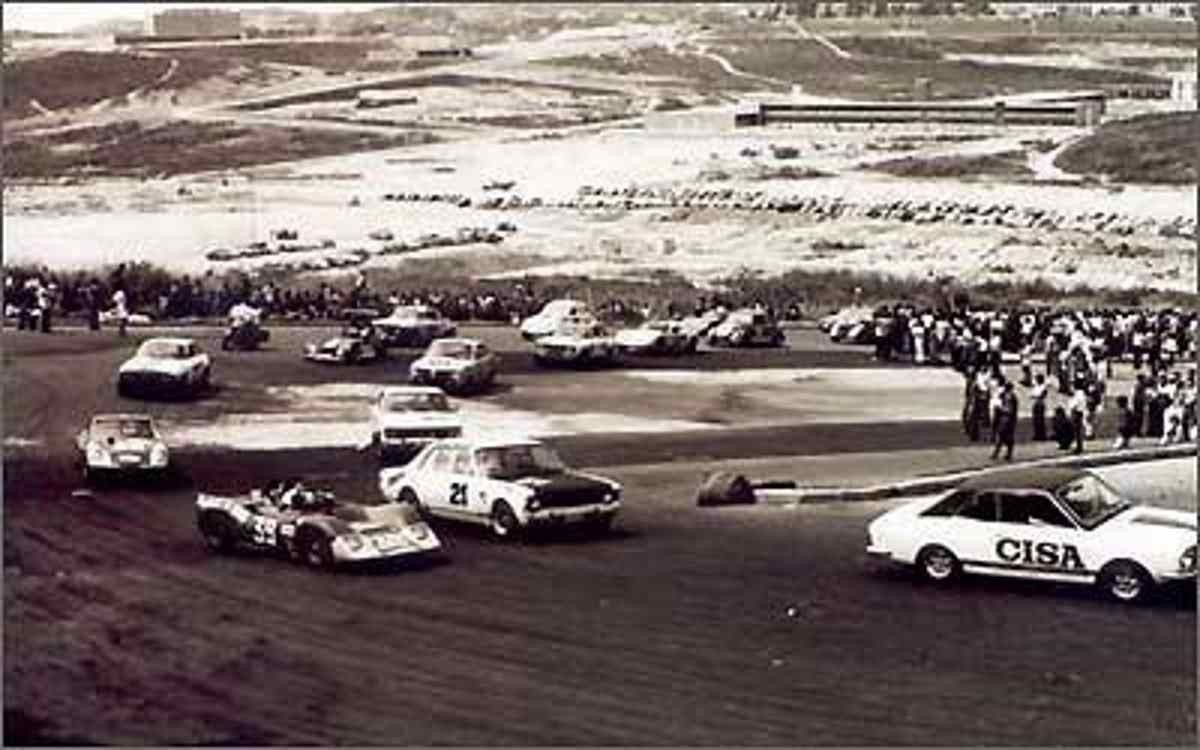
[[304, 312, 386, 364], [196, 480, 441, 568], [409, 338, 500, 393], [519, 299, 594, 341], [533, 319, 620, 366], [75, 413, 169, 483], [866, 467, 1197, 604], [373, 305, 457, 349], [222, 303, 270, 351], [614, 319, 697, 355], [707, 308, 786, 348], [117, 337, 211, 398], [371, 386, 463, 460], [379, 437, 622, 540]]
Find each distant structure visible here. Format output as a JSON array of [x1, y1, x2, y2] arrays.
[[356, 90, 419, 109], [150, 8, 241, 39], [1170, 72, 1197, 104]]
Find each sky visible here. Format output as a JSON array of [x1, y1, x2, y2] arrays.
[[2, 3, 404, 33]]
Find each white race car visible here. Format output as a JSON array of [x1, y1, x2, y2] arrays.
[[518, 299, 594, 341], [370, 386, 463, 460], [379, 437, 621, 539], [117, 337, 211, 398], [409, 338, 500, 393], [614, 320, 697, 355], [76, 413, 169, 483], [373, 305, 457, 349], [533, 319, 620, 366], [867, 467, 1197, 603]]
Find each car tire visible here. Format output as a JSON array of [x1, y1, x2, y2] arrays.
[[199, 513, 236, 554], [117, 379, 131, 398], [489, 500, 520, 541], [398, 487, 424, 514], [298, 530, 334, 569], [1099, 560, 1153, 604], [916, 544, 960, 584], [589, 515, 614, 536]]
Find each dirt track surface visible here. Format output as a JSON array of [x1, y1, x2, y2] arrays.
[[4, 326, 1196, 745]]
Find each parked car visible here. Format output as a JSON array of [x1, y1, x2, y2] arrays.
[[117, 337, 211, 398], [370, 386, 463, 460], [379, 437, 622, 540], [196, 480, 441, 568], [867, 467, 1197, 604], [519, 299, 595, 341], [533, 319, 620, 366], [373, 305, 457, 349], [707, 308, 785, 347], [76, 413, 169, 483], [410, 338, 499, 393]]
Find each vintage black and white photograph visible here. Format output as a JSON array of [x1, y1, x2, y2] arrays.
[[2, 1, 1197, 745]]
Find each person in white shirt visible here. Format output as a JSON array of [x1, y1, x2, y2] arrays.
[[1067, 386, 1089, 454]]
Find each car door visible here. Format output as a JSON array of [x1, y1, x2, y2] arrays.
[[445, 447, 478, 521], [945, 490, 1002, 567], [416, 445, 457, 517], [989, 491, 1089, 580]]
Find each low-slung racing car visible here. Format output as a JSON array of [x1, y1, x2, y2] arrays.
[[615, 320, 698, 355], [409, 338, 499, 393], [379, 437, 622, 540], [707, 309, 786, 348], [196, 480, 442, 568], [304, 312, 387, 364], [117, 337, 211, 398], [76, 413, 169, 483], [867, 467, 1197, 603]]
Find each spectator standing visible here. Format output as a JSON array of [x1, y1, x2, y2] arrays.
[[1052, 405, 1075, 451], [991, 381, 1018, 461], [1030, 374, 1048, 441], [1131, 372, 1148, 437], [1068, 387, 1088, 454], [1113, 395, 1135, 450], [112, 288, 129, 338]]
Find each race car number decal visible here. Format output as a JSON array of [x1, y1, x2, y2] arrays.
[[251, 517, 279, 546], [996, 539, 1084, 570], [449, 482, 468, 506]]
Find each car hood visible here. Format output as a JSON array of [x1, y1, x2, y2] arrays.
[[511, 471, 618, 494], [412, 356, 472, 371], [119, 356, 194, 375], [1119, 506, 1197, 533], [538, 334, 610, 347]]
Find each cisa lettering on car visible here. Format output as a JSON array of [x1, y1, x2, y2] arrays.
[[995, 538, 1085, 570]]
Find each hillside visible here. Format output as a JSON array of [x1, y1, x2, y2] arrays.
[[1055, 111, 1200, 184]]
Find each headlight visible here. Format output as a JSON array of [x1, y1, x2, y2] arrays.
[[150, 445, 169, 466], [345, 534, 365, 552], [525, 496, 541, 512], [87, 444, 108, 463], [603, 488, 620, 504], [1180, 546, 1196, 573]]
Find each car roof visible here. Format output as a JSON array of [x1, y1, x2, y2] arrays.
[[380, 385, 446, 396], [92, 413, 154, 423], [958, 467, 1089, 492], [435, 436, 542, 451], [142, 337, 195, 346]]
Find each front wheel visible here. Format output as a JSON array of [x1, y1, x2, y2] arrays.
[[199, 513, 236, 554], [298, 531, 335, 569], [916, 544, 960, 584], [1099, 560, 1153, 604], [489, 500, 521, 541], [398, 487, 424, 514]]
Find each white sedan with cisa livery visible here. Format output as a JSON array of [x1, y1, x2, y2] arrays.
[[866, 467, 1196, 604], [379, 437, 622, 540]]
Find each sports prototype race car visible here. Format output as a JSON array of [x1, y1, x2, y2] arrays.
[[196, 480, 442, 568], [867, 467, 1197, 604], [373, 305, 457, 349], [409, 338, 499, 393], [304, 312, 387, 364], [379, 437, 622, 540], [371, 386, 463, 460], [117, 337, 211, 398], [76, 413, 169, 483]]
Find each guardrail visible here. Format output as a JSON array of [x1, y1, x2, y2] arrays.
[[737, 100, 1103, 127]]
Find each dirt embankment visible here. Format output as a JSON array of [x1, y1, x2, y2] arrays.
[[1054, 111, 1200, 185], [2, 51, 172, 119], [868, 150, 1033, 179]]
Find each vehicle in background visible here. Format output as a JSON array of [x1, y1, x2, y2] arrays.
[[519, 299, 594, 341], [117, 337, 211, 398], [533, 318, 620, 366], [76, 413, 169, 483], [304, 310, 387, 364], [379, 437, 622, 540], [222, 303, 270, 351], [615, 319, 697, 355], [374, 305, 457, 349], [410, 338, 500, 393], [707, 308, 786, 348]]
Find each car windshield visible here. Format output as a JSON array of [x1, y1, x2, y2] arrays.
[[93, 418, 154, 440], [476, 444, 565, 479], [428, 341, 471, 359], [139, 341, 192, 358], [1055, 474, 1132, 528], [383, 392, 451, 412]]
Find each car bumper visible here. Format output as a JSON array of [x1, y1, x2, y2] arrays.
[[411, 369, 471, 386], [1157, 569, 1198, 582], [331, 537, 442, 563], [526, 503, 620, 527]]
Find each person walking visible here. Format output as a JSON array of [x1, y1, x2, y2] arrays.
[[1030, 374, 1048, 441], [991, 381, 1019, 461], [1112, 395, 1135, 450]]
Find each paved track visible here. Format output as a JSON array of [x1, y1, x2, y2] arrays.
[[4, 327, 1195, 745]]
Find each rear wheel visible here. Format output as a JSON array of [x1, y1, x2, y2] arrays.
[[916, 544, 960, 584], [1099, 560, 1153, 604], [398, 487, 424, 514], [489, 500, 520, 541], [299, 530, 334, 569]]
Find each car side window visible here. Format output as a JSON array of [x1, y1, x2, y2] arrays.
[[428, 447, 454, 474], [920, 490, 972, 517], [956, 492, 998, 522], [451, 448, 473, 476], [999, 492, 1074, 528]]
